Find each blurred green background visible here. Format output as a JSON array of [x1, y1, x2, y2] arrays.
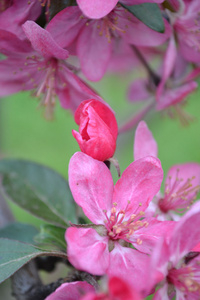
[[1, 74, 200, 298]]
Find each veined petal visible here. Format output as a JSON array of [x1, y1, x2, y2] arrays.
[[47, 6, 86, 48], [134, 121, 158, 161], [66, 227, 109, 275], [108, 243, 150, 294], [45, 281, 95, 300], [76, 0, 118, 19], [113, 156, 163, 218], [132, 218, 176, 254], [68, 152, 114, 223], [22, 21, 69, 59], [77, 20, 112, 81], [169, 201, 200, 264]]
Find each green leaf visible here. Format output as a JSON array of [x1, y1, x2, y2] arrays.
[[120, 3, 165, 33], [0, 238, 67, 283], [0, 222, 38, 244], [35, 224, 66, 251], [0, 159, 77, 227]]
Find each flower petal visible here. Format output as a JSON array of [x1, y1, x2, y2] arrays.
[[76, 0, 118, 19], [108, 243, 150, 295], [45, 281, 95, 300], [113, 156, 163, 217], [22, 21, 69, 59], [134, 121, 158, 161], [77, 20, 112, 81], [68, 152, 114, 223], [66, 227, 109, 275], [169, 201, 200, 263]]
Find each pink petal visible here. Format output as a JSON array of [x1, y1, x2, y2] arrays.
[[157, 36, 177, 98], [156, 81, 198, 110], [77, 21, 112, 81], [122, 0, 164, 3], [113, 157, 163, 218], [66, 227, 109, 275], [169, 201, 200, 263], [128, 79, 151, 102], [22, 21, 69, 59], [108, 243, 150, 294], [46, 6, 86, 48], [134, 121, 158, 161], [179, 39, 200, 63], [68, 152, 114, 223], [45, 281, 95, 300], [76, 0, 118, 19], [0, 0, 41, 39], [121, 17, 172, 47], [72, 106, 116, 161], [132, 218, 176, 254], [153, 284, 170, 300]]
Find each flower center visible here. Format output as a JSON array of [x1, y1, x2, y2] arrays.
[[168, 263, 200, 294], [159, 169, 200, 213], [103, 201, 148, 244]]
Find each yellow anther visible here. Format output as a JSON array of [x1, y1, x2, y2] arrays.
[[113, 202, 117, 206], [137, 239, 142, 245]]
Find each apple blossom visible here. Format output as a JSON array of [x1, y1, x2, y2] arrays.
[[47, 5, 171, 81], [134, 121, 200, 221], [72, 99, 118, 161], [66, 152, 175, 291], [0, 21, 101, 118], [149, 202, 200, 299]]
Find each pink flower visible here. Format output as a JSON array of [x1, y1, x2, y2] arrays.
[[66, 152, 174, 291], [48, 5, 171, 81], [72, 99, 118, 161], [82, 276, 142, 300], [0, 21, 101, 117], [0, 0, 41, 39], [170, 0, 200, 63], [127, 38, 199, 125], [149, 202, 200, 299], [76, 0, 165, 19], [134, 121, 200, 220], [45, 281, 95, 300]]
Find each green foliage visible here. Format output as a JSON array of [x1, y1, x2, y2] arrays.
[[0, 159, 77, 227], [0, 222, 38, 244], [35, 224, 66, 251], [0, 238, 67, 284], [119, 3, 165, 33]]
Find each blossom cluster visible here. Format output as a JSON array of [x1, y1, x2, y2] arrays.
[[1, 1, 200, 299], [1, 0, 200, 123]]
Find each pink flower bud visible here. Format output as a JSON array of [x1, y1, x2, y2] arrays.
[[72, 99, 118, 161]]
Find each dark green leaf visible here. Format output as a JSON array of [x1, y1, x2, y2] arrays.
[[35, 224, 66, 251], [120, 3, 165, 33], [0, 238, 67, 283], [0, 159, 77, 227], [0, 222, 38, 244]]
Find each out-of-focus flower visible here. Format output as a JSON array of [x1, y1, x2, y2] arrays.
[[47, 5, 171, 81], [76, 0, 165, 19], [45, 281, 95, 300], [82, 276, 142, 300], [127, 38, 200, 129], [168, 0, 200, 63], [0, 21, 101, 118], [66, 152, 174, 292], [149, 202, 200, 299], [134, 121, 200, 221], [72, 99, 118, 161], [0, 0, 41, 39]]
